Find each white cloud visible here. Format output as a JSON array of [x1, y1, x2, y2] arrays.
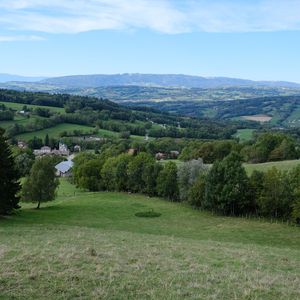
[[0, 0, 300, 34], [0, 35, 44, 42]]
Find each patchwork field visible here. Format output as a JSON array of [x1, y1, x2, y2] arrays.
[[0, 179, 299, 299]]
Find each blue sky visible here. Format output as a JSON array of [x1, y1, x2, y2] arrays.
[[0, 0, 300, 82]]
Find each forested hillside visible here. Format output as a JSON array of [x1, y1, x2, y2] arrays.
[[0, 89, 237, 140], [126, 95, 300, 127]]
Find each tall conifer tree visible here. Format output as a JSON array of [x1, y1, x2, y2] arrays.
[[0, 128, 20, 215]]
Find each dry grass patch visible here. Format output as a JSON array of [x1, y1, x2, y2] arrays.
[[242, 114, 272, 122]]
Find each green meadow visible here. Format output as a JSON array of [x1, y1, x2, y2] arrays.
[[244, 159, 300, 175], [15, 123, 95, 141], [0, 179, 299, 299], [0, 101, 65, 113]]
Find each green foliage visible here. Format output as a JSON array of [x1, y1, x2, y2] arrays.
[[188, 175, 206, 208], [75, 158, 104, 191], [0, 128, 20, 215], [22, 156, 59, 209], [257, 168, 293, 219], [246, 133, 298, 163], [157, 162, 179, 201], [14, 152, 34, 177], [27, 136, 43, 149], [142, 161, 162, 196], [127, 153, 155, 193], [44, 133, 50, 146], [0, 89, 238, 141], [179, 140, 239, 163], [291, 196, 300, 224], [248, 170, 265, 212], [205, 152, 251, 215], [177, 159, 208, 201], [101, 153, 134, 192]]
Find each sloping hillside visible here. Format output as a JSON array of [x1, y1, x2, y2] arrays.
[[1, 179, 299, 299]]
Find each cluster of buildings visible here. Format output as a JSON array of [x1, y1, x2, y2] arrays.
[[32, 143, 81, 157]]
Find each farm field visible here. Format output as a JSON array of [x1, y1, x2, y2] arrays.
[[15, 123, 95, 141], [0, 179, 299, 299]]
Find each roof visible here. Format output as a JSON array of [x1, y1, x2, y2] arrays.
[[41, 146, 51, 150], [55, 160, 74, 173]]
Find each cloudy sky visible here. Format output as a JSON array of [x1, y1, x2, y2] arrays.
[[1, 0, 300, 81]]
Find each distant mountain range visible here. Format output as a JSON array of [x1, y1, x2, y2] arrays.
[[0, 73, 47, 83], [1, 73, 300, 89], [39, 73, 300, 89], [1, 73, 300, 103]]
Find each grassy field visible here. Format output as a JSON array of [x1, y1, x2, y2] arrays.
[[234, 129, 255, 141], [0, 101, 65, 113], [15, 123, 95, 141], [0, 115, 39, 129], [0, 179, 299, 299], [244, 159, 300, 175]]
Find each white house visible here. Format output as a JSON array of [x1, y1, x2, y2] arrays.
[[58, 143, 70, 156], [55, 160, 74, 177], [33, 146, 51, 156]]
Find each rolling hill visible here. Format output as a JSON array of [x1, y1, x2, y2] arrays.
[[1, 179, 299, 299], [39, 73, 300, 89]]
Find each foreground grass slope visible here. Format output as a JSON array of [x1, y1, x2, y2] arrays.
[[0, 180, 299, 299]]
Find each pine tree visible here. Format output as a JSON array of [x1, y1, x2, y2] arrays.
[[44, 134, 50, 146], [0, 128, 21, 215]]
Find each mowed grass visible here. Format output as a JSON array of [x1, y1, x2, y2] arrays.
[[0, 180, 299, 299], [15, 123, 95, 141], [244, 159, 300, 175]]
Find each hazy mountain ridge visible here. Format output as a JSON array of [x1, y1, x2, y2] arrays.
[[1, 82, 300, 103], [40, 73, 300, 89], [0, 73, 47, 83]]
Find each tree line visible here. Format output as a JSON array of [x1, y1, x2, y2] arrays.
[[73, 149, 300, 223], [179, 132, 300, 163]]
